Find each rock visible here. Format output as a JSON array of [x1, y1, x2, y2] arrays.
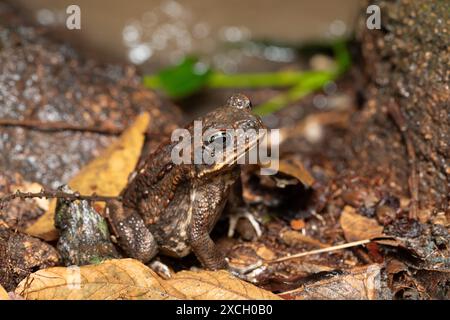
[[55, 186, 121, 266]]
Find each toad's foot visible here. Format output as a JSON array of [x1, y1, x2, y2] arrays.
[[227, 208, 263, 239], [226, 258, 266, 282]]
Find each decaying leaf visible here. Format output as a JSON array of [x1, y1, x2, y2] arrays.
[[379, 222, 449, 268], [226, 242, 276, 268], [25, 113, 151, 241], [255, 246, 276, 261], [0, 284, 9, 300], [280, 264, 391, 300], [16, 259, 280, 300], [410, 269, 450, 300], [280, 229, 329, 248], [340, 206, 384, 242], [16, 259, 186, 300], [276, 158, 315, 187], [168, 270, 282, 300]]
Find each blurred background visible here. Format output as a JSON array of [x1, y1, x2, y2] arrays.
[[10, 0, 362, 118], [15, 0, 361, 70]]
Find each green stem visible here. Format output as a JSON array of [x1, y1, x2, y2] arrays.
[[253, 41, 350, 115], [207, 70, 330, 88], [145, 69, 338, 116], [142, 41, 351, 115], [142, 75, 161, 88], [143, 70, 332, 90], [253, 71, 335, 116]]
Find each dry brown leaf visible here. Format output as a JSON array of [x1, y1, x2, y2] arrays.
[[16, 259, 280, 300], [340, 206, 384, 242], [0, 284, 9, 300], [226, 242, 276, 267], [15, 259, 186, 300], [277, 158, 315, 187], [26, 113, 150, 240], [256, 246, 276, 260], [280, 264, 391, 300], [167, 270, 281, 300], [280, 229, 330, 249]]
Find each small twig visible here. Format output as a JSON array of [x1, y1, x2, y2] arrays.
[[0, 189, 120, 209], [238, 239, 372, 275], [0, 118, 168, 142], [387, 99, 418, 220], [269, 239, 371, 264], [0, 119, 124, 135]]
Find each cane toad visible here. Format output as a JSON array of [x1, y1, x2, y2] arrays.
[[107, 94, 266, 270]]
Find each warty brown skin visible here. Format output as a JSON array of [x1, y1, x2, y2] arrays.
[[107, 94, 265, 270]]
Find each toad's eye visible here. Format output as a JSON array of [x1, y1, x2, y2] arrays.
[[206, 131, 232, 148]]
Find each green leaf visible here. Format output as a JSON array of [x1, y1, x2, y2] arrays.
[[144, 57, 211, 99]]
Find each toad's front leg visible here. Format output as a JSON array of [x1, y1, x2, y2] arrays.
[[106, 199, 158, 263], [188, 181, 229, 270]]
